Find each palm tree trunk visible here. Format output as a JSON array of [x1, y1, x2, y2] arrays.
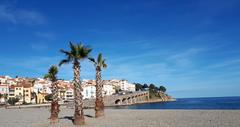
[[73, 60, 85, 125], [50, 81, 60, 124], [95, 67, 104, 118]]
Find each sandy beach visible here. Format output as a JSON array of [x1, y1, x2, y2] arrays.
[[0, 108, 239, 127]]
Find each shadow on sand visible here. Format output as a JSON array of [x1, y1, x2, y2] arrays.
[[59, 115, 94, 123]]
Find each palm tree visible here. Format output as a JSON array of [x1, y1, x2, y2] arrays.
[[89, 53, 107, 118], [44, 66, 60, 124], [59, 42, 92, 125]]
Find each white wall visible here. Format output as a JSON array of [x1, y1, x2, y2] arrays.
[[82, 85, 96, 99]]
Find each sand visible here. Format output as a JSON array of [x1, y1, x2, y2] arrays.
[[0, 108, 239, 127]]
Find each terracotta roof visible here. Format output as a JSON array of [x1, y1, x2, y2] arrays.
[[16, 81, 32, 88], [8, 79, 16, 81]]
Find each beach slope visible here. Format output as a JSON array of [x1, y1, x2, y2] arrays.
[[0, 108, 239, 127]]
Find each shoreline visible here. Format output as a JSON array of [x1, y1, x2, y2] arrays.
[[2, 98, 176, 109]]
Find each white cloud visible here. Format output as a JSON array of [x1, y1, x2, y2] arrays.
[[35, 32, 56, 40], [207, 59, 240, 69], [0, 4, 46, 25], [168, 48, 205, 67], [30, 43, 48, 51]]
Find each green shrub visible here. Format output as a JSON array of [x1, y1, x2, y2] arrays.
[[45, 94, 53, 101], [7, 98, 20, 105]]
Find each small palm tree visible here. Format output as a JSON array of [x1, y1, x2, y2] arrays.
[[44, 65, 60, 124], [89, 53, 107, 118], [59, 42, 92, 125]]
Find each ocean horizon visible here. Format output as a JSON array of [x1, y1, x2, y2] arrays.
[[114, 96, 240, 110]]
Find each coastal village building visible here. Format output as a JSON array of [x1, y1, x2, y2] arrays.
[[23, 85, 32, 103], [103, 82, 115, 96], [8, 85, 15, 98], [33, 78, 52, 104], [81, 79, 135, 99], [14, 85, 23, 99], [0, 76, 12, 84], [57, 80, 73, 101], [58, 88, 66, 101], [82, 80, 96, 99], [0, 83, 9, 103], [33, 78, 51, 94], [36, 93, 47, 104], [15, 81, 33, 104], [0, 84, 9, 95], [65, 87, 74, 101], [0, 76, 16, 102], [106, 79, 136, 92], [0, 75, 136, 104]]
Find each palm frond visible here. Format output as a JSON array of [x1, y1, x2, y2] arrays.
[[69, 42, 76, 52], [43, 74, 50, 79], [79, 44, 92, 59], [97, 53, 103, 64], [89, 57, 96, 64], [44, 66, 58, 81], [49, 66, 58, 76], [59, 59, 70, 66], [102, 59, 107, 68], [60, 49, 71, 56], [60, 42, 92, 66]]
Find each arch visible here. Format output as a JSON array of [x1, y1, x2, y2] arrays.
[[115, 99, 121, 105], [122, 98, 128, 105], [122, 98, 127, 103]]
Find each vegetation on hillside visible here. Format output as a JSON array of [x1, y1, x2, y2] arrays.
[[134, 83, 168, 99]]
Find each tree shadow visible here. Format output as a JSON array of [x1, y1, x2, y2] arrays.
[[59, 114, 94, 123], [84, 114, 94, 118], [59, 116, 74, 123]]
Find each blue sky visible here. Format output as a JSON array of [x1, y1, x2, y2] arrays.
[[0, 0, 240, 98]]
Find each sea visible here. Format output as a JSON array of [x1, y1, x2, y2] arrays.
[[115, 96, 240, 110]]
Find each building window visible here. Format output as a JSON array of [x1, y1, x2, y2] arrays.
[[86, 90, 88, 96], [16, 88, 18, 90], [26, 90, 28, 92], [26, 94, 29, 96]]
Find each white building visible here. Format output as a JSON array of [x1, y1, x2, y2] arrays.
[[0, 84, 9, 95], [119, 80, 135, 91], [0, 76, 16, 85], [65, 88, 74, 101], [82, 80, 96, 99], [81, 80, 116, 99], [0, 84, 8, 103], [108, 79, 135, 92], [33, 79, 51, 94], [103, 82, 115, 96]]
